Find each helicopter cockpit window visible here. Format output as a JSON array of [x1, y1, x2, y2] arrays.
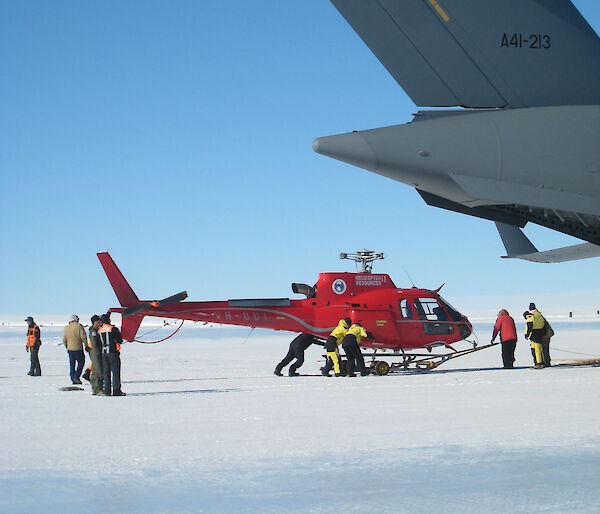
[[413, 298, 446, 320], [439, 296, 463, 321], [399, 299, 413, 318], [413, 298, 453, 335]]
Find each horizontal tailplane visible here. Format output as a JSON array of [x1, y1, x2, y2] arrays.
[[495, 223, 600, 263]]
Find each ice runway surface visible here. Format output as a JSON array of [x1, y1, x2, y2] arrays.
[[1, 321, 599, 513]]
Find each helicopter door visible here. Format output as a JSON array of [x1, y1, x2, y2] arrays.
[[352, 309, 399, 346], [412, 298, 454, 337], [397, 298, 422, 348]]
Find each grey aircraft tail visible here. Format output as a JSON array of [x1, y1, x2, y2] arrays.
[[495, 223, 600, 263]]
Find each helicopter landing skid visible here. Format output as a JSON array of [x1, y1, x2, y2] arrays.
[[361, 342, 498, 375]]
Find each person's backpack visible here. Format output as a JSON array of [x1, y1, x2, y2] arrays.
[[542, 319, 555, 343]]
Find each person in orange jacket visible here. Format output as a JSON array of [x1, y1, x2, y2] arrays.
[[98, 313, 126, 396], [491, 309, 518, 369], [25, 316, 42, 376]]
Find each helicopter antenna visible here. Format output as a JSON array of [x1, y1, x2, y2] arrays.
[[339, 249, 384, 274], [405, 270, 416, 287]]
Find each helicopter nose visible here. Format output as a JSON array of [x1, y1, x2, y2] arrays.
[[312, 131, 378, 171], [459, 316, 472, 339]]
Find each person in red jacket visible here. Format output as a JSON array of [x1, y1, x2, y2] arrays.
[[491, 309, 518, 369]]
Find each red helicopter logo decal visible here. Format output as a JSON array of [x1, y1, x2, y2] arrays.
[[98, 250, 490, 374]]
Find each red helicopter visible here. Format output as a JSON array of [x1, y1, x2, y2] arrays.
[[98, 250, 486, 374]]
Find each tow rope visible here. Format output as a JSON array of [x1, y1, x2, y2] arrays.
[[134, 319, 184, 344], [551, 346, 600, 358]]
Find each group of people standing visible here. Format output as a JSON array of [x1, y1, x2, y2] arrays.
[[491, 302, 554, 369], [25, 313, 126, 396], [274, 317, 373, 377]]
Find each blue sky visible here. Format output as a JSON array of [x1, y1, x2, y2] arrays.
[[1, 0, 599, 318]]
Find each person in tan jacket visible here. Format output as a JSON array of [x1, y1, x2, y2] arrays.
[[63, 314, 87, 384]]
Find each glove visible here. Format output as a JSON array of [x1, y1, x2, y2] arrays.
[[366, 331, 374, 339], [490, 339, 495, 344]]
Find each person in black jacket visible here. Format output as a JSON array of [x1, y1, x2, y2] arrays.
[[274, 333, 317, 376], [341, 322, 371, 377], [98, 314, 126, 396], [87, 315, 104, 396]]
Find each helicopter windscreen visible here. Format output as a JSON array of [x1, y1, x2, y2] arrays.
[[439, 296, 465, 322], [413, 298, 448, 321]]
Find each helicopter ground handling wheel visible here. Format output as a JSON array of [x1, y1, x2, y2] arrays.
[[372, 360, 390, 376], [359, 340, 494, 375]]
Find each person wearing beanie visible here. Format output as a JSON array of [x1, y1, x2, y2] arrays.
[[63, 314, 88, 384], [86, 315, 105, 395], [25, 316, 42, 376], [523, 311, 537, 365], [98, 313, 126, 396], [321, 317, 351, 376], [341, 321, 372, 377], [525, 303, 548, 368]]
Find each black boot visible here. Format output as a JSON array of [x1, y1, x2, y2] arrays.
[[82, 368, 91, 382], [273, 367, 283, 376]]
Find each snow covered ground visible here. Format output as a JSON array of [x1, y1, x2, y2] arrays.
[[1, 320, 599, 513]]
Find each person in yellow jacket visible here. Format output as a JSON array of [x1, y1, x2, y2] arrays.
[[523, 311, 536, 366], [525, 303, 546, 368], [341, 321, 372, 377], [321, 317, 351, 376]]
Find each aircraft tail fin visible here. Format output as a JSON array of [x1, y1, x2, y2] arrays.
[[495, 222, 600, 263], [97, 252, 188, 341], [97, 252, 140, 307], [97, 251, 144, 341]]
